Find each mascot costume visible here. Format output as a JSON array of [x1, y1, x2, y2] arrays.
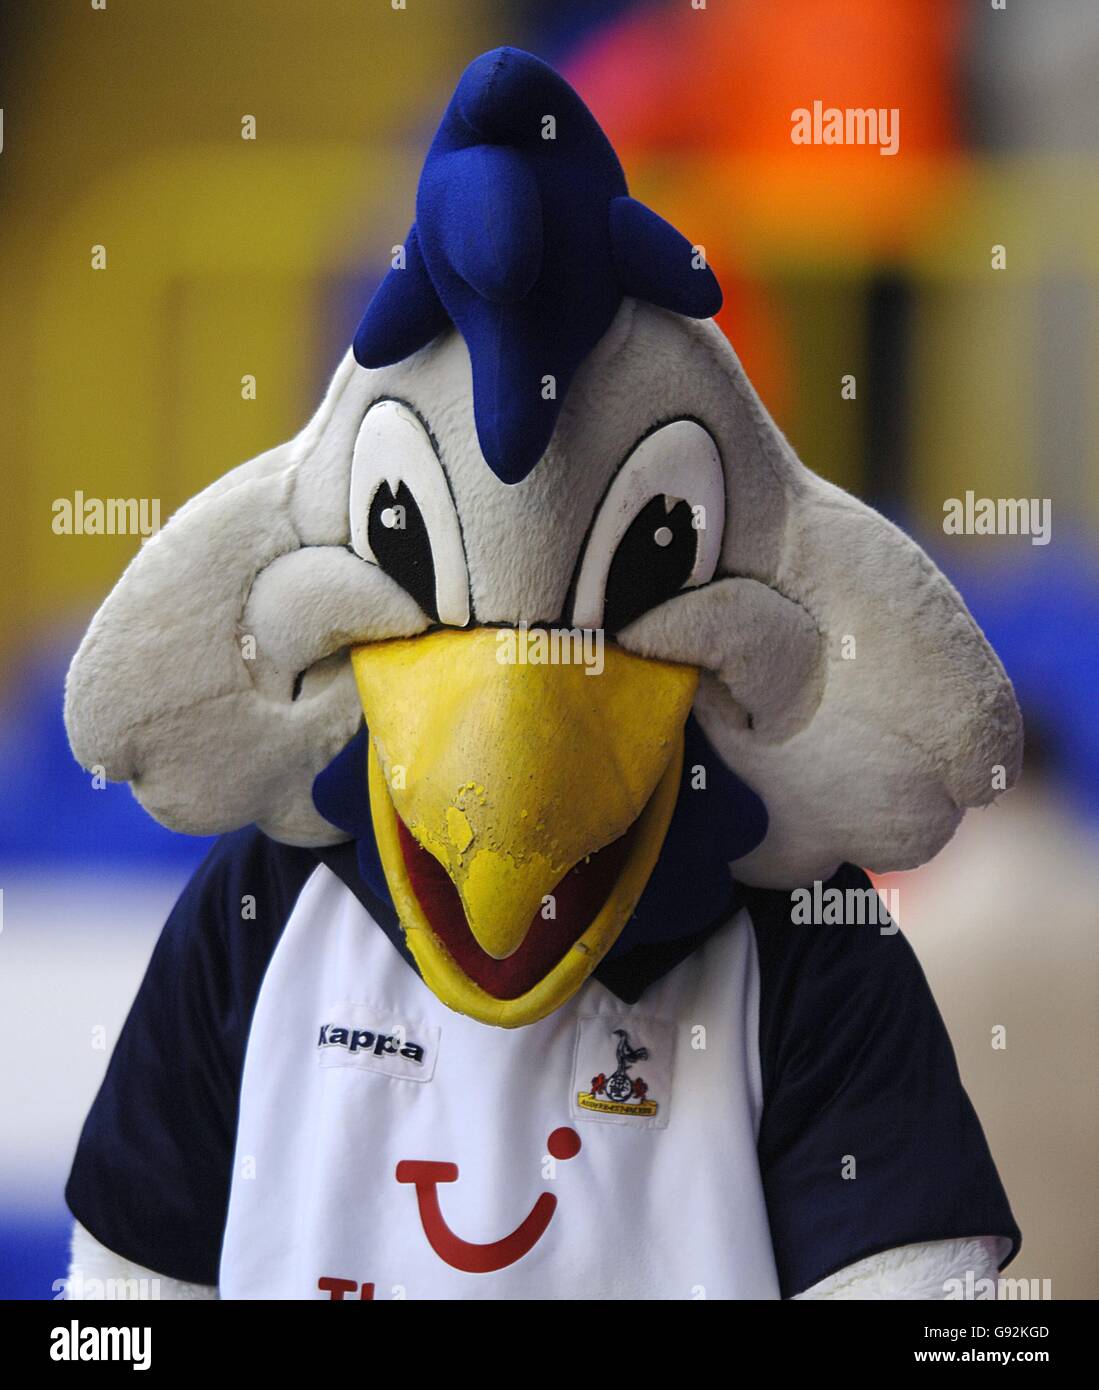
[[63, 49, 1022, 1300]]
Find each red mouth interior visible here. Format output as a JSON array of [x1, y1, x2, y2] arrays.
[[396, 817, 636, 999]]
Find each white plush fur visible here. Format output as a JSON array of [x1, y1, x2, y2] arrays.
[[67, 1220, 1004, 1301], [67, 1222, 216, 1301], [64, 388, 426, 847], [622, 577, 825, 741], [796, 1235, 1008, 1300], [64, 299, 1021, 882]]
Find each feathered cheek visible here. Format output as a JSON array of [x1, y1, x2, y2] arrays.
[[240, 547, 428, 704], [617, 576, 826, 742]]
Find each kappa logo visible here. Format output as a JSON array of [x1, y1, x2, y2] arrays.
[[318, 1022, 427, 1065], [315, 1011, 441, 1082], [577, 1028, 659, 1118]]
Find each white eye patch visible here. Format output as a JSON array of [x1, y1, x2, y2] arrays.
[[572, 419, 725, 630], [349, 399, 470, 627]]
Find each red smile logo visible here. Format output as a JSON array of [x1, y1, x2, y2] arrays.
[[395, 1127, 582, 1273]]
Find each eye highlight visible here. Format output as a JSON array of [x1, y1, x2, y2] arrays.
[[572, 420, 725, 633], [349, 400, 470, 627]]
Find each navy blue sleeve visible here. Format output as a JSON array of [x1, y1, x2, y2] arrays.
[[65, 828, 319, 1286], [747, 863, 1020, 1299]]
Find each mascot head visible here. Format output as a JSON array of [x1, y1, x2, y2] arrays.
[[65, 49, 1022, 1027]]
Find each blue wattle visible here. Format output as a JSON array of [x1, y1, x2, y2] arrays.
[[310, 715, 767, 958], [311, 726, 390, 903], [610, 714, 768, 957]]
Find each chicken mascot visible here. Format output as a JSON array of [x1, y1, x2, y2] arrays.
[[63, 48, 1022, 1301]]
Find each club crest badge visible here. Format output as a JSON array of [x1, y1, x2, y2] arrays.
[[577, 1027, 659, 1118]]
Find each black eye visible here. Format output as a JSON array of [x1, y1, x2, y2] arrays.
[[602, 496, 698, 633], [366, 481, 438, 622]]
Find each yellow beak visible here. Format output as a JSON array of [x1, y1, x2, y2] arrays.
[[351, 628, 698, 1027]]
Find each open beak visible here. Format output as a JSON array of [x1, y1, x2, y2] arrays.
[[350, 628, 698, 1027]]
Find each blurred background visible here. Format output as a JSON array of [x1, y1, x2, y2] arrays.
[[1, 0, 1096, 1299]]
